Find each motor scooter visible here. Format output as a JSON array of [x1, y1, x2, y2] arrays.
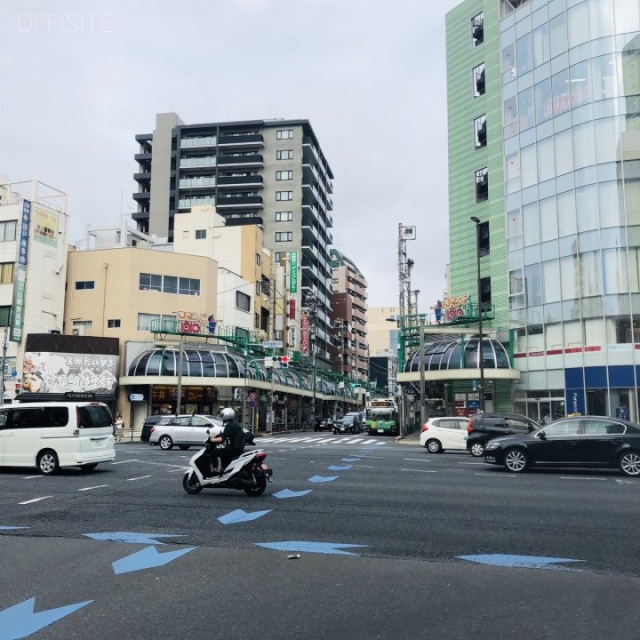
[[182, 438, 273, 497]]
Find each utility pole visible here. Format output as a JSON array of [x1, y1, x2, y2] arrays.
[[306, 292, 318, 423], [0, 327, 8, 404]]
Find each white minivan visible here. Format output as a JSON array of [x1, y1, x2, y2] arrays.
[[0, 402, 116, 474]]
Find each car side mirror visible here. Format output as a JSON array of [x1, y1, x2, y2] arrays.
[[538, 431, 547, 440], [206, 429, 210, 435]]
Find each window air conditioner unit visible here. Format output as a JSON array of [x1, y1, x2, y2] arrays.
[[72, 327, 85, 336]]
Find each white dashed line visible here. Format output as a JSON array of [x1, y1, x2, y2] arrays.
[[401, 468, 437, 473], [127, 475, 153, 481], [560, 476, 607, 481], [22, 475, 42, 479], [78, 485, 109, 491], [19, 496, 52, 505], [111, 459, 139, 465]]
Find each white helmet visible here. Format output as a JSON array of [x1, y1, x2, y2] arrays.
[[220, 407, 236, 422]]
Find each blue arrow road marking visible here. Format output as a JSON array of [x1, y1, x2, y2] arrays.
[[328, 465, 352, 471], [0, 597, 92, 640], [218, 509, 272, 525], [0, 526, 28, 530], [113, 545, 196, 575], [256, 541, 368, 556], [84, 532, 186, 545], [457, 554, 584, 570], [341, 457, 360, 462], [309, 475, 338, 483], [273, 489, 313, 499]]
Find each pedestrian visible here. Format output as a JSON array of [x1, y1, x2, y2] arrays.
[[114, 414, 124, 443], [207, 315, 217, 334]]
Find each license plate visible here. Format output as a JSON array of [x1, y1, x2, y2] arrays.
[[378, 429, 384, 433]]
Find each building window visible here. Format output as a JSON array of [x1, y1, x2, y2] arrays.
[[107, 319, 121, 328], [474, 115, 487, 148], [0, 306, 11, 326], [276, 191, 293, 201], [274, 252, 284, 263], [0, 221, 17, 242], [255, 313, 260, 328], [72, 320, 93, 332], [276, 129, 294, 140], [75, 281, 95, 290], [276, 170, 293, 181], [179, 277, 200, 296], [475, 168, 488, 202], [276, 150, 294, 160], [276, 231, 293, 242], [137, 313, 160, 331], [472, 12, 484, 47], [256, 281, 262, 295], [480, 276, 492, 312], [0, 263, 14, 284], [478, 221, 490, 257], [256, 253, 261, 265], [163, 275, 178, 294], [236, 291, 251, 312], [139, 273, 162, 292], [276, 211, 293, 222], [473, 63, 485, 96], [195, 229, 206, 240]]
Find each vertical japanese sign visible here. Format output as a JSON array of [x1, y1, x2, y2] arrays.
[[11, 200, 31, 342], [301, 312, 309, 356], [288, 251, 298, 293]]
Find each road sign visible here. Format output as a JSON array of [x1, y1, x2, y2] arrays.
[[263, 340, 283, 349], [248, 400, 256, 409], [129, 393, 144, 402], [248, 391, 257, 401]]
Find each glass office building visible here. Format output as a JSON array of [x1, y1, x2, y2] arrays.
[[447, 0, 640, 421]]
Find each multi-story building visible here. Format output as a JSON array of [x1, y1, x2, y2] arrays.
[[330, 249, 368, 382], [0, 178, 69, 399], [133, 113, 335, 365], [446, 0, 640, 421]]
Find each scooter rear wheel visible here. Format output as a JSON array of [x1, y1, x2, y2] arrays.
[[244, 471, 267, 497], [183, 471, 203, 494]]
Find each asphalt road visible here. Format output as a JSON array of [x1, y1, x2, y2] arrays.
[[1, 433, 639, 640]]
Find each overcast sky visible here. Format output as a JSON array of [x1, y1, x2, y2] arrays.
[[1, 0, 461, 311]]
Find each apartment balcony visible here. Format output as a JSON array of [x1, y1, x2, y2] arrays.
[[180, 135, 217, 149], [216, 195, 263, 208], [133, 192, 150, 202], [218, 133, 264, 147], [134, 152, 152, 162], [178, 196, 216, 210], [179, 156, 217, 169], [217, 154, 264, 167], [217, 175, 264, 188], [134, 172, 151, 182], [179, 177, 217, 189]]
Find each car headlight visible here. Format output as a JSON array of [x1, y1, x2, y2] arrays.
[[485, 442, 499, 450]]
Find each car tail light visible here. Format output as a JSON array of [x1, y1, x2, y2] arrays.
[[421, 424, 429, 432], [150, 427, 156, 433], [467, 420, 474, 433]]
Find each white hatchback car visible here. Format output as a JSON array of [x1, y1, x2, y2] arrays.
[[420, 417, 469, 453]]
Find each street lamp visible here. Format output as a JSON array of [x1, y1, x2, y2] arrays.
[[470, 216, 485, 412]]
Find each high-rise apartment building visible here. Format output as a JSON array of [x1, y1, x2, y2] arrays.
[[133, 113, 335, 363], [446, 0, 640, 420], [330, 249, 368, 382]]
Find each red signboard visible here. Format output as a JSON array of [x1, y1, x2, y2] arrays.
[[301, 313, 309, 355]]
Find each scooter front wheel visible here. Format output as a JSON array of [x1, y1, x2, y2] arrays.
[[244, 471, 267, 497], [183, 471, 203, 494]]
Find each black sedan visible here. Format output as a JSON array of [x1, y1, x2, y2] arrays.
[[483, 416, 640, 477]]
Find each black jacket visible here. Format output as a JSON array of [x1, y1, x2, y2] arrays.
[[222, 420, 245, 452]]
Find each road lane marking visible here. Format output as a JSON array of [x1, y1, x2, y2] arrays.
[[560, 476, 607, 481], [111, 459, 139, 465], [127, 475, 153, 481], [403, 458, 431, 463], [19, 496, 52, 504], [168, 467, 190, 472], [22, 475, 42, 479], [401, 468, 437, 473], [458, 462, 486, 466], [473, 473, 517, 477], [78, 485, 109, 491]]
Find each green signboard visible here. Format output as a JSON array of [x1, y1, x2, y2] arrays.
[[288, 251, 298, 293]]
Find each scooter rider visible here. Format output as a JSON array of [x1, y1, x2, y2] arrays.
[[209, 408, 246, 475]]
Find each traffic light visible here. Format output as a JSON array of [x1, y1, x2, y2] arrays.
[[274, 356, 289, 369]]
